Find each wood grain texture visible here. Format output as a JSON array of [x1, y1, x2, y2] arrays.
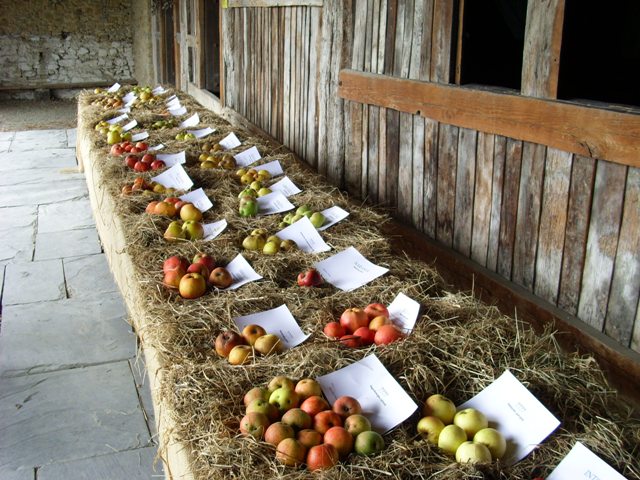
[[471, 132, 495, 266], [337, 70, 640, 168], [535, 147, 572, 304], [487, 135, 506, 271], [578, 161, 627, 330], [453, 127, 477, 256], [225, 0, 323, 7], [436, 124, 458, 246], [422, 118, 438, 237], [605, 168, 640, 347], [497, 138, 522, 279]]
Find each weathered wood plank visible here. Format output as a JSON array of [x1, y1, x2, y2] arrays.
[[497, 138, 523, 279], [430, 0, 454, 82], [338, 70, 640, 168], [453, 127, 477, 256], [605, 168, 640, 347], [558, 155, 596, 315], [471, 132, 495, 265], [535, 148, 572, 304], [512, 142, 546, 289], [436, 124, 458, 246], [282, 8, 292, 147], [225, 0, 324, 6], [521, 0, 565, 98], [578, 161, 627, 330], [487, 135, 506, 270], [633, 306, 640, 353], [422, 118, 438, 237], [306, 7, 320, 166]]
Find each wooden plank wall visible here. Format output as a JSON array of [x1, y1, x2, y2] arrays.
[[219, 2, 640, 355]]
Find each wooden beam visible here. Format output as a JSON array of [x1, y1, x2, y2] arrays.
[[223, 0, 323, 7], [338, 69, 640, 168]]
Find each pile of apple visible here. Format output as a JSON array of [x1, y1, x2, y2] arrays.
[[323, 304, 404, 348], [238, 180, 272, 199], [215, 325, 284, 365], [131, 86, 157, 105], [235, 167, 271, 186], [145, 198, 203, 221], [200, 152, 236, 170], [91, 94, 124, 110], [417, 394, 507, 464], [175, 130, 197, 141], [123, 152, 165, 172], [238, 190, 259, 217], [163, 220, 205, 242], [239, 376, 385, 470], [242, 229, 298, 255], [149, 118, 177, 130], [279, 205, 325, 229], [121, 177, 162, 196], [110, 140, 148, 156], [163, 253, 234, 299]]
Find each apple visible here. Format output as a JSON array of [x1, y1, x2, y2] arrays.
[[373, 324, 404, 345], [254, 333, 284, 355], [339, 334, 361, 348], [239, 412, 270, 440], [214, 330, 246, 358], [281, 408, 312, 431], [454, 408, 488, 439], [242, 234, 266, 251], [182, 220, 204, 240], [353, 326, 376, 345], [178, 273, 207, 299], [180, 203, 203, 222], [276, 438, 307, 467], [437, 424, 467, 455], [241, 324, 267, 346], [228, 345, 253, 365], [306, 443, 339, 471], [267, 376, 295, 394], [135, 141, 148, 151], [209, 267, 233, 289], [246, 398, 279, 422], [145, 201, 159, 214], [243, 386, 269, 407], [150, 159, 165, 170], [364, 303, 390, 320], [308, 212, 325, 228], [162, 269, 184, 289], [294, 378, 323, 401], [262, 240, 280, 255], [164, 256, 189, 274], [300, 395, 331, 418], [417, 416, 445, 445], [323, 322, 345, 339], [333, 395, 362, 420], [368, 315, 390, 331], [264, 422, 296, 447], [473, 428, 506, 460], [455, 441, 492, 464], [186, 262, 209, 278], [125, 155, 138, 169], [154, 201, 177, 217], [324, 426, 354, 459], [354, 430, 385, 456], [133, 161, 150, 172], [423, 394, 456, 425], [344, 414, 371, 437], [296, 204, 312, 216], [297, 268, 323, 287], [296, 429, 323, 449], [164, 221, 187, 241], [110, 144, 124, 155], [141, 153, 155, 164], [312, 410, 342, 435], [339, 308, 369, 334], [193, 252, 216, 271], [280, 239, 298, 252], [269, 387, 299, 413]]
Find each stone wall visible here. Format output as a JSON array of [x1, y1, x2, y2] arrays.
[[0, 0, 136, 89]]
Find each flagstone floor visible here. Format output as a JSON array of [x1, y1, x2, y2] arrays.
[[0, 128, 163, 479]]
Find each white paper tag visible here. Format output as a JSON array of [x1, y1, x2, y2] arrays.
[[179, 113, 200, 128], [317, 354, 418, 434], [234, 146, 262, 167], [254, 160, 284, 177], [269, 176, 302, 197], [149, 143, 165, 152], [165, 95, 179, 106], [203, 219, 228, 241], [187, 127, 215, 139], [547, 442, 626, 480], [459, 370, 561, 465], [179, 187, 213, 212], [387, 292, 421, 332], [152, 85, 167, 95], [106, 113, 128, 125], [124, 97, 136, 108], [117, 107, 131, 114], [314, 246, 389, 292], [257, 191, 295, 215], [107, 82, 120, 93], [223, 254, 262, 290], [277, 216, 330, 253], [131, 131, 149, 142], [317, 206, 349, 231], [233, 304, 310, 349], [168, 105, 187, 116], [122, 119, 138, 132], [122, 92, 136, 104], [218, 132, 242, 150], [156, 151, 186, 167], [151, 163, 194, 190]]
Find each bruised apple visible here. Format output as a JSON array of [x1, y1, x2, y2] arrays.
[[297, 429, 323, 449], [423, 394, 457, 425], [246, 398, 279, 422], [239, 412, 270, 440], [281, 408, 312, 431], [243, 386, 269, 407], [344, 414, 371, 437]]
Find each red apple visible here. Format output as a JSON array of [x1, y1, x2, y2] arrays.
[[306, 443, 339, 471], [300, 395, 331, 418], [178, 272, 207, 299], [239, 412, 270, 440], [313, 410, 343, 435], [162, 269, 184, 289], [163, 255, 189, 274], [339, 308, 369, 334], [214, 330, 246, 358], [323, 426, 354, 459], [323, 321, 345, 339], [364, 303, 389, 320], [186, 262, 209, 279], [193, 252, 216, 272], [165, 197, 181, 205], [110, 144, 124, 155], [125, 155, 138, 169], [209, 267, 233, 289], [145, 201, 159, 214], [353, 326, 376, 346], [135, 141, 148, 151], [374, 324, 404, 345], [333, 395, 362, 420], [297, 429, 323, 449], [241, 324, 267, 346], [150, 159, 166, 170], [281, 408, 312, 431], [133, 161, 150, 172], [141, 153, 156, 164], [339, 334, 361, 348]]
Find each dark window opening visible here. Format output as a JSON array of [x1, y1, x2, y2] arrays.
[[457, 0, 528, 91], [558, 0, 640, 108], [203, 0, 221, 96], [160, 6, 175, 86]]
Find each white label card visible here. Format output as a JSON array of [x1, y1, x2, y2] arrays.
[[234, 146, 262, 167], [149, 143, 165, 152], [233, 304, 310, 349], [156, 151, 186, 167], [218, 132, 242, 150], [106, 113, 128, 125], [277, 216, 331, 253], [314, 246, 389, 292], [122, 92, 136, 103], [131, 131, 149, 142], [187, 127, 215, 139], [257, 191, 295, 215], [179, 187, 213, 212], [317, 354, 418, 434], [117, 107, 131, 114], [151, 163, 194, 190], [255, 160, 284, 177], [124, 97, 136, 108], [547, 442, 627, 480], [152, 85, 167, 95], [107, 82, 120, 93], [122, 119, 138, 132], [387, 292, 421, 332], [269, 176, 302, 197], [223, 254, 262, 290], [203, 219, 228, 241], [459, 370, 561, 465], [179, 113, 200, 128], [165, 95, 179, 106], [169, 105, 188, 116], [317, 206, 350, 231]]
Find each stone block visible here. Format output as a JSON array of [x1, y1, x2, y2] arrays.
[[34, 227, 102, 261], [2, 259, 65, 306], [63, 254, 119, 298], [37, 198, 95, 233]]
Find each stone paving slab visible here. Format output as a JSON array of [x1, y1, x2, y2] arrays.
[[66, 128, 77, 148], [130, 358, 158, 441], [0, 293, 134, 376], [0, 226, 34, 263], [37, 447, 162, 480], [0, 361, 152, 472], [11, 129, 69, 150], [0, 167, 85, 187], [0, 264, 5, 301], [0, 148, 78, 172], [0, 131, 15, 141], [0, 140, 10, 152], [35, 227, 102, 260], [38, 198, 95, 233], [63, 254, 119, 298], [2, 259, 65, 306], [0, 178, 88, 207], [0, 205, 38, 231], [0, 466, 34, 480]]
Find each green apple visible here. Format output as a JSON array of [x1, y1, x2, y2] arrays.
[[282, 213, 295, 224], [354, 430, 384, 456], [238, 188, 257, 199], [257, 187, 272, 197], [437, 424, 467, 455], [344, 414, 371, 437], [280, 239, 298, 251], [164, 221, 187, 241], [269, 387, 299, 413], [309, 212, 326, 228], [453, 408, 488, 439], [246, 398, 280, 422], [455, 441, 492, 464], [417, 416, 445, 445], [422, 394, 456, 425], [239, 197, 258, 217], [262, 240, 280, 255], [242, 234, 266, 251], [296, 204, 312, 216], [473, 428, 506, 460], [290, 214, 304, 223], [182, 220, 204, 240], [107, 130, 122, 145]]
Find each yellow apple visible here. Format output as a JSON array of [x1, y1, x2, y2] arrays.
[[453, 408, 488, 439], [437, 424, 467, 455], [455, 441, 492, 464], [473, 427, 506, 460], [423, 394, 456, 425], [254, 333, 284, 355], [417, 416, 445, 445]]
